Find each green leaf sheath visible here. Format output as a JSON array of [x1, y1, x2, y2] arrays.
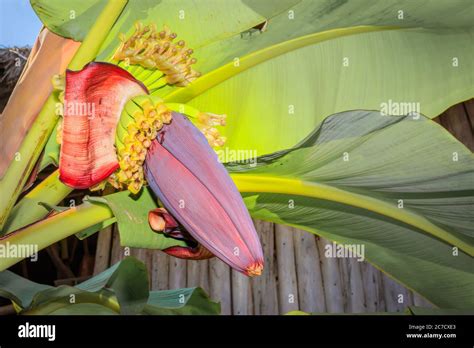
[[0, 186, 190, 271], [0, 96, 61, 232], [0, 203, 114, 271], [39, 123, 60, 171], [4, 171, 73, 233], [85, 189, 188, 250], [0, 0, 129, 232]]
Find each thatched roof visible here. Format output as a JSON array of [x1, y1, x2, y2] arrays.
[[0, 47, 31, 110]]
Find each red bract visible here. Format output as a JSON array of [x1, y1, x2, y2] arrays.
[[145, 113, 264, 276], [59, 62, 147, 188], [148, 208, 214, 260]]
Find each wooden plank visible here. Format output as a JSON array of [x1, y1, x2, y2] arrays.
[[247, 278, 254, 315], [186, 260, 200, 287], [438, 103, 474, 151], [293, 229, 326, 313], [361, 262, 386, 312], [338, 257, 349, 311], [198, 260, 210, 294], [317, 238, 344, 313], [382, 275, 413, 312], [168, 257, 187, 289], [275, 225, 299, 314], [343, 257, 366, 313], [185, 259, 211, 293], [231, 269, 252, 315], [251, 220, 279, 315], [209, 258, 232, 315], [109, 227, 124, 265], [130, 248, 148, 263], [462, 99, 474, 129], [93, 225, 113, 275], [151, 251, 170, 291]]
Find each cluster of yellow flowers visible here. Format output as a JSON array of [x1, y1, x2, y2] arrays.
[[113, 22, 200, 87], [196, 112, 227, 147], [111, 98, 172, 194]]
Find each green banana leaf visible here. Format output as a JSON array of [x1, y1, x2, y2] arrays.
[[225, 110, 474, 309], [32, 0, 474, 157], [143, 288, 220, 315], [0, 257, 219, 314], [187, 27, 474, 156], [27, 202, 117, 241], [77, 262, 220, 314], [32, 26, 474, 188], [30, 0, 108, 41], [84, 190, 188, 249], [32, 0, 474, 56], [0, 271, 51, 308], [78, 260, 220, 314], [39, 124, 60, 171]]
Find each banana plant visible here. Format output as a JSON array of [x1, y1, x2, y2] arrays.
[[0, 0, 473, 312]]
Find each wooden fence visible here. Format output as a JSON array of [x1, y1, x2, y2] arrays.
[[93, 99, 473, 315]]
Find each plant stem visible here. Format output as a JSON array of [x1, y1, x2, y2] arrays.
[[68, 0, 129, 71], [0, 0, 128, 232], [0, 95, 59, 232], [0, 203, 113, 271], [4, 170, 73, 233]]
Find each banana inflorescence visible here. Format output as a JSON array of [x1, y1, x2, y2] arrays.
[[113, 22, 200, 87], [113, 95, 172, 194]]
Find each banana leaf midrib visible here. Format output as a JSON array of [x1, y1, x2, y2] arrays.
[[162, 25, 401, 103], [231, 173, 474, 256], [262, 217, 473, 308]]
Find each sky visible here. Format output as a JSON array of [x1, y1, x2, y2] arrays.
[[0, 0, 42, 47]]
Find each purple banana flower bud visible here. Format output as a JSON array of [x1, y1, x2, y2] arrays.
[[144, 113, 264, 276]]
